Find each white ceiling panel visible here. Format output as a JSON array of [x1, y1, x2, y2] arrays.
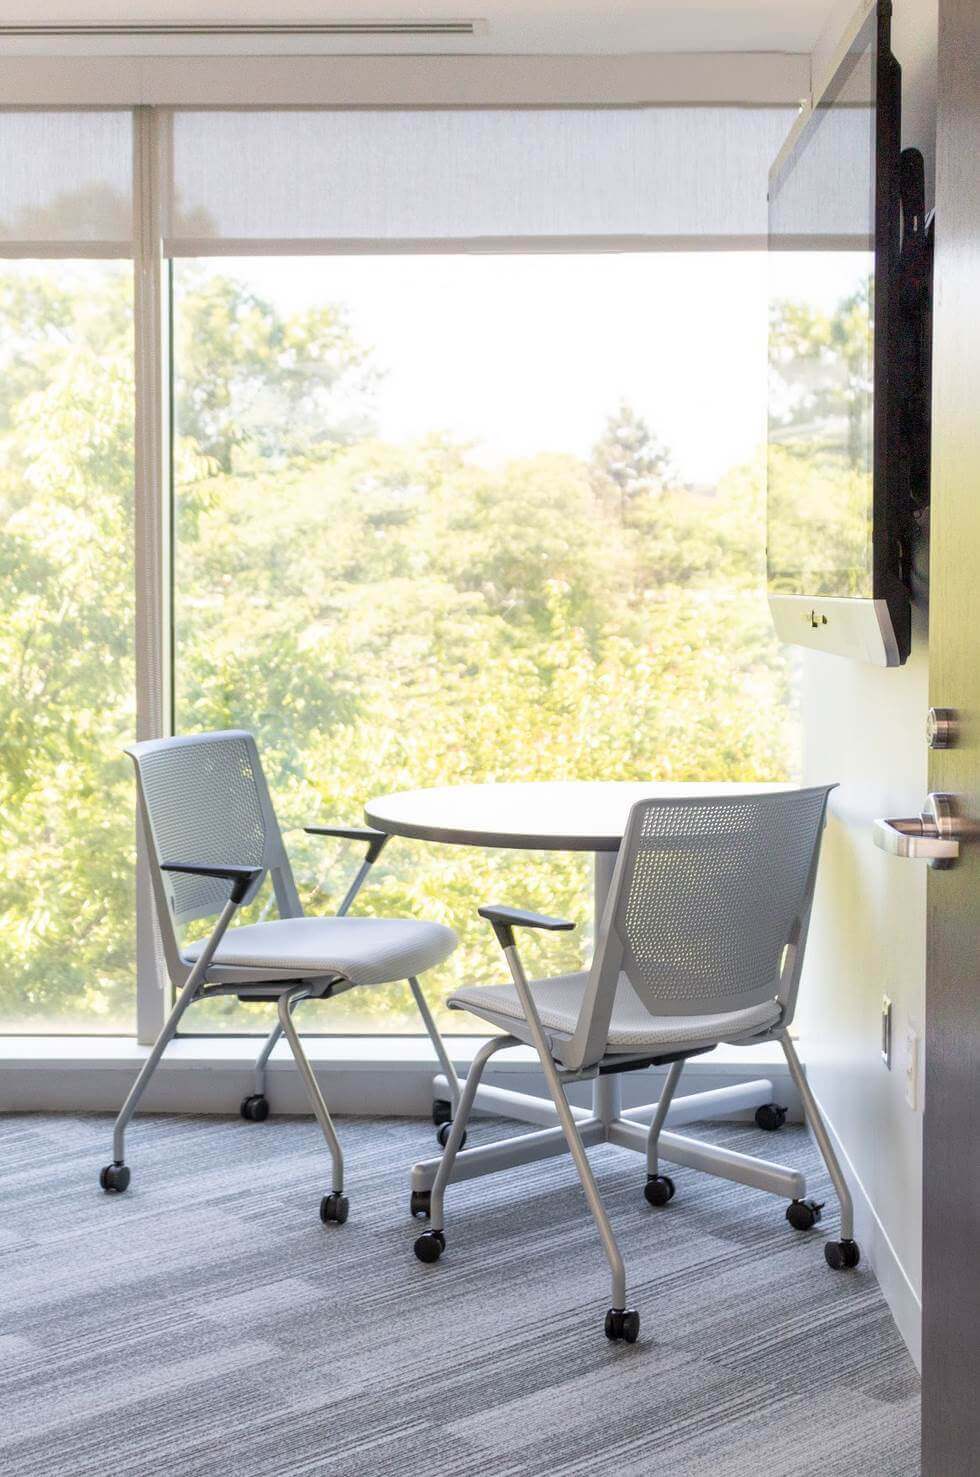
[[0, 2, 845, 56]]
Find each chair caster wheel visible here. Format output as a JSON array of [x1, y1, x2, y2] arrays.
[[410, 1190, 432, 1219], [755, 1103, 788, 1132], [643, 1174, 675, 1207], [99, 1163, 130, 1194], [240, 1093, 270, 1122], [414, 1230, 445, 1263], [431, 1098, 453, 1128], [825, 1238, 860, 1271], [786, 1197, 824, 1231], [436, 1122, 467, 1150], [319, 1192, 349, 1225], [604, 1308, 640, 1344]]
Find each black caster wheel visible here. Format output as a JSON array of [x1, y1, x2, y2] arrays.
[[643, 1174, 676, 1207], [99, 1163, 131, 1194], [319, 1192, 349, 1225], [410, 1190, 432, 1219], [604, 1308, 640, 1344], [825, 1238, 861, 1271], [436, 1122, 467, 1150], [240, 1093, 270, 1122], [786, 1197, 824, 1231], [431, 1098, 453, 1128], [755, 1103, 788, 1132], [413, 1230, 445, 1263]]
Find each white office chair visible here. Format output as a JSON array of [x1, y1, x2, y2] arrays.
[[100, 730, 460, 1224], [414, 786, 858, 1343]]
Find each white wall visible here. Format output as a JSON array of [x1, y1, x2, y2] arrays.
[[798, 0, 938, 1369]]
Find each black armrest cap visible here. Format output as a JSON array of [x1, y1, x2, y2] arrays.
[[304, 825, 390, 863], [478, 905, 575, 931], [161, 861, 263, 905], [478, 904, 575, 950]]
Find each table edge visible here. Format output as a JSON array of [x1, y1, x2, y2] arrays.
[[362, 805, 622, 852]]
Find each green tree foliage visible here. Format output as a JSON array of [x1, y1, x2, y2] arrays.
[[767, 282, 874, 597], [590, 400, 674, 525], [1, 260, 801, 1033], [0, 264, 135, 1028]]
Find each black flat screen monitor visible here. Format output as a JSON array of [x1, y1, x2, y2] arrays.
[[767, 1, 909, 665]]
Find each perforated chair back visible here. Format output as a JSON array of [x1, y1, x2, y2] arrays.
[[127, 731, 302, 979], [568, 786, 835, 1070]]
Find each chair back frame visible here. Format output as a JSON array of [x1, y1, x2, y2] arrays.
[[564, 785, 836, 1072], [127, 730, 303, 986]]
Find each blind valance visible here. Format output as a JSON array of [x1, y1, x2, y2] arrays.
[[0, 110, 133, 256], [164, 106, 796, 255], [0, 105, 798, 257]]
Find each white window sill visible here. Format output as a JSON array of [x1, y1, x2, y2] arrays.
[[0, 1033, 799, 1117], [0, 1033, 792, 1070]]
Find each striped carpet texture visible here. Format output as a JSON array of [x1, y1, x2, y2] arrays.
[[0, 1111, 920, 1476]]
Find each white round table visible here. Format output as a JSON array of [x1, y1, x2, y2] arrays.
[[366, 779, 786, 855], [365, 780, 799, 1208]]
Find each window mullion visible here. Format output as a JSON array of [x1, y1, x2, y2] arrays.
[[133, 105, 172, 1046]]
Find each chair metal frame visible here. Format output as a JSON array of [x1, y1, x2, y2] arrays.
[[413, 787, 859, 1342], [101, 731, 460, 1212]]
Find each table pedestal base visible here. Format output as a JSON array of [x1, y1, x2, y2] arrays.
[[411, 1068, 807, 1201]]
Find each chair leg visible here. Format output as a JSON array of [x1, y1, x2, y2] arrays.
[[426, 1034, 518, 1229], [780, 1030, 856, 1242], [101, 894, 244, 1192], [538, 1055, 629, 1313], [646, 1059, 685, 1176], [491, 938, 633, 1325], [277, 983, 345, 1198], [107, 972, 202, 1174], [252, 1021, 283, 1098], [408, 975, 461, 1111]]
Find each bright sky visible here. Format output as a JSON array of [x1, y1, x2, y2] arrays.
[[224, 252, 772, 486]]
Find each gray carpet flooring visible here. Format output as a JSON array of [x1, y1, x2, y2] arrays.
[[0, 1111, 920, 1477]]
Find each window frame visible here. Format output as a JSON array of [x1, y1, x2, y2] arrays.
[[0, 99, 798, 1045]]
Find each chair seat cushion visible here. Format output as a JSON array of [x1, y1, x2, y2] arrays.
[[448, 971, 781, 1050], [185, 915, 456, 987]]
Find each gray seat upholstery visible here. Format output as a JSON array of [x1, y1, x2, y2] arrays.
[[187, 915, 456, 987], [448, 970, 782, 1051]]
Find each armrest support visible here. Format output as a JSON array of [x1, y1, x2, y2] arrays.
[[161, 862, 263, 906], [304, 825, 390, 865], [478, 904, 575, 952]]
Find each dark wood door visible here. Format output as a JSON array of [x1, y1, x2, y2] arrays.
[[922, 1, 980, 1470]]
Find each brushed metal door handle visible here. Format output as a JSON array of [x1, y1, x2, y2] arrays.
[[873, 792, 962, 868]]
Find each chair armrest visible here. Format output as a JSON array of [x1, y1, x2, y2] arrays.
[[304, 825, 390, 865], [161, 862, 263, 905], [478, 904, 576, 951]]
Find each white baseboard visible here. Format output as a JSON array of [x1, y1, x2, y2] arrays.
[[807, 1089, 922, 1369], [0, 1034, 802, 1119]]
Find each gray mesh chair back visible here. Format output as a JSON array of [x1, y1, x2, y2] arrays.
[[127, 731, 302, 979], [569, 786, 835, 1070]]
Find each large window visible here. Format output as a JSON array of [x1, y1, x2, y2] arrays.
[[0, 102, 800, 1038], [0, 261, 135, 1031], [173, 251, 798, 1032]]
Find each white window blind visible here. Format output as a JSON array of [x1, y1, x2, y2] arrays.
[[164, 107, 796, 255], [0, 111, 133, 256]]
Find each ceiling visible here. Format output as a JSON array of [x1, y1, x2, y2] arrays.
[[0, 2, 843, 55]]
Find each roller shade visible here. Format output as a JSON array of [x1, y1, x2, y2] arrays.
[[0, 110, 133, 256], [164, 106, 797, 255]]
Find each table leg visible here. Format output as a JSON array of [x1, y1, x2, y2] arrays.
[[607, 1118, 807, 1199], [411, 1117, 604, 1193]]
